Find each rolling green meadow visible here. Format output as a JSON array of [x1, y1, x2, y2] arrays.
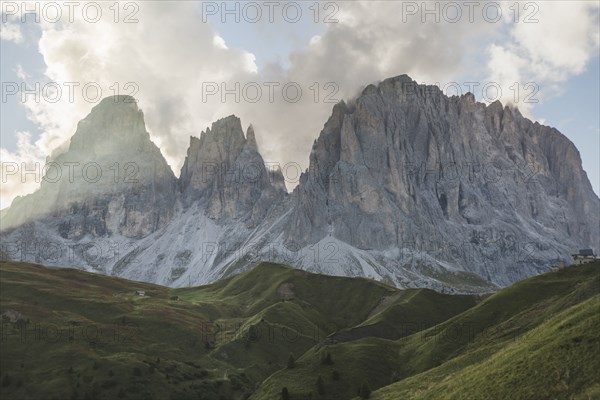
[[0, 261, 598, 400]]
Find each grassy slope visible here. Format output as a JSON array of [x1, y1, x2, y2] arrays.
[[0, 261, 476, 400], [371, 294, 600, 399], [250, 263, 600, 400], [1, 261, 597, 400], [0, 262, 223, 400]]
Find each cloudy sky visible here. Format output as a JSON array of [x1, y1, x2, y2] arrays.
[[1, 1, 599, 208]]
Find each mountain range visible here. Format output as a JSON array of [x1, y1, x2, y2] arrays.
[[1, 74, 598, 292]]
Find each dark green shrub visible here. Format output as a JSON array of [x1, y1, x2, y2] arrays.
[[316, 376, 325, 394], [359, 380, 371, 399], [287, 353, 296, 369], [332, 370, 340, 381]]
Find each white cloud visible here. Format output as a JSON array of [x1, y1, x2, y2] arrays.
[[2, 1, 599, 207], [486, 1, 600, 116], [213, 35, 228, 49], [0, 131, 45, 209], [512, 2, 598, 77], [7, 2, 256, 187], [1, 22, 23, 43], [15, 64, 28, 80], [225, 1, 501, 175]]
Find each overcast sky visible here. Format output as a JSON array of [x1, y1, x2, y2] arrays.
[[1, 1, 599, 209]]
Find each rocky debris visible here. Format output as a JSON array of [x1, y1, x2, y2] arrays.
[[1, 309, 25, 323]]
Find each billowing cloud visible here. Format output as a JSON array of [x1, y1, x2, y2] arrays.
[[486, 1, 600, 115], [1, 1, 257, 207], [0, 21, 23, 43], [0, 131, 45, 207], [1, 1, 599, 207]]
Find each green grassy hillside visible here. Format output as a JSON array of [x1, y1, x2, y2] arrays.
[[249, 263, 599, 400], [0, 261, 475, 400], [1, 261, 598, 400], [371, 294, 600, 399]]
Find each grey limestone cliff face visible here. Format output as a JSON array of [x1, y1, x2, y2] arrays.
[[179, 116, 286, 226], [1, 96, 177, 238], [285, 75, 599, 284]]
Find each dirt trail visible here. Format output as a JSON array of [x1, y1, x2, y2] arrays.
[[366, 292, 403, 320]]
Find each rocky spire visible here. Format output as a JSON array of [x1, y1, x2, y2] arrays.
[[245, 124, 259, 152], [180, 117, 285, 224]]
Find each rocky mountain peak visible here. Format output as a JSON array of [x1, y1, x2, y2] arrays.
[[69, 95, 147, 153], [268, 165, 287, 193], [180, 115, 285, 224], [287, 73, 599, 285], [201, 115, 245, 147], [245, 124, 259, 152], [1, 95, 177, 236]]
